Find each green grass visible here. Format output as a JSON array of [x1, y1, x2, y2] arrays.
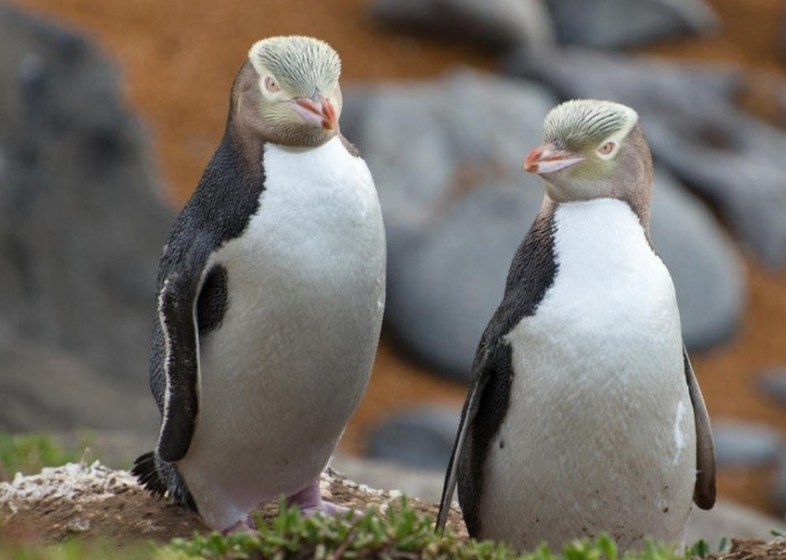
[[0, 432, 84, 482], [0, 541, 156, 560], [160, 499, 687, 560]]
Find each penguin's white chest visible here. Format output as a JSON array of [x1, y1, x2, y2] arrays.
[[178, 136, 386, 529], [482, 199, 695, 550]]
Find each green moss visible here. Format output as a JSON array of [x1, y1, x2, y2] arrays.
[[162, 499, 687, 560], [0, 540, 155, 560], [0, 432, 83, 481]]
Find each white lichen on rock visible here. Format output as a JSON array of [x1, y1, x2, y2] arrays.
[[0, 461, 137, 507]]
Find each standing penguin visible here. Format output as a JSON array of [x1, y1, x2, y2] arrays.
[[436, 100, 715, 551], [131, 36, 386, 532]]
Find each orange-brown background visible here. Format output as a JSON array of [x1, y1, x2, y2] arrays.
[[14, 0, 786, 514]]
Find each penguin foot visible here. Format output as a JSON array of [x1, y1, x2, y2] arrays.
[[286, 478, 355, 518]]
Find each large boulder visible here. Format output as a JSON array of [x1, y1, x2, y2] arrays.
[[0, 2, 172, 432], [371, 0, 554, 51], [546, 0, 718, 49]]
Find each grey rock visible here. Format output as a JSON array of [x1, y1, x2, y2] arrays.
[[757, 367, 786, 405], [0, 0, 173, 420], [348, 71, 743, 380], [712, 420, 782, 468], [547, 0, 719, 49], [651, 172, 743, 350], [504, 48, 786, 268], [367, 406, 460, 471], [0, 334, 157, 435], [773, 450, 786, 514], [371, 0, 554, 51], [388, 184, 543, 377]]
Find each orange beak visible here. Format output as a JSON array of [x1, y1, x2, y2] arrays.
[[288, 93, 338, 131], [524, 143, 584, 175]]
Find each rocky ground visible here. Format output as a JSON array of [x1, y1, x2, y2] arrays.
[[1, 461, 785, 560], [0, 462, 467, 545]]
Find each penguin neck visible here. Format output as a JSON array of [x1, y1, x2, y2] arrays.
[[223, 118, 266, 176], [547, 194, 653, 249], [547, 192, 651, 232], [552, 198, 656, 276]]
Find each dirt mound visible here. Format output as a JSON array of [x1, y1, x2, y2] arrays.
[[0, 462, 204, 543], [0, 462, 466, 545]]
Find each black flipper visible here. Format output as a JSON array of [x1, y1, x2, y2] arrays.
[[435, 348, 493, 533], [156, 251, 206, 463], [684, 347, 716, 509]]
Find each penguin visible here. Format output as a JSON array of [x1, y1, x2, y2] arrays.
[[436, 99, 715, 551], [131, 36, 386, 532]]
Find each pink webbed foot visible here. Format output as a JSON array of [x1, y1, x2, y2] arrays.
[[286, 478, 356, 518]]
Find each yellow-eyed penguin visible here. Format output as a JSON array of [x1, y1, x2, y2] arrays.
[[131, 36, 386, 531], [436, 99, 715, 551]]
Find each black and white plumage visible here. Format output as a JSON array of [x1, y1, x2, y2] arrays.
[[436, 100, 715, 551], [132, 36, 386, 531]]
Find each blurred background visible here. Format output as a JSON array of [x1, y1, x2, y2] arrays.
[[1, 0, 786, 531]]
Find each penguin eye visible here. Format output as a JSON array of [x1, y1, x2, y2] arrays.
[[264, 76, 281, 93], [597, 141, 616, 156]]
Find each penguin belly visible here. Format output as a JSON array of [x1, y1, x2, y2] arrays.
[[474, 199, 695, 551], [177, 136, 386, 530]]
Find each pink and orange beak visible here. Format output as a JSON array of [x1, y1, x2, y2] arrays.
[[524, 143, 584, 175], [288, 93, 338, 131]]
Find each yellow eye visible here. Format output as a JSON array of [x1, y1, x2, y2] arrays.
[[597, 141, 615, 156], [264, 76, 281, 93]]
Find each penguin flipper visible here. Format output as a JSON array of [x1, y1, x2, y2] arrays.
[[435, 346, 493, 534], [683, 347, 716, 510], [156, 262, 205, 463]]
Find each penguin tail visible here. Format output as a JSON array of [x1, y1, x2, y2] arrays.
[[131, 451, 199, 513], [131, 451, 168, 498]]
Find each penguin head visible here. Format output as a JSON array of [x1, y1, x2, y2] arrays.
[[524, 100, 653, 221], [235, 36, 342, 147]]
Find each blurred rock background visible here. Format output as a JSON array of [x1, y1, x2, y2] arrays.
[[1, 0, 786, 536]]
